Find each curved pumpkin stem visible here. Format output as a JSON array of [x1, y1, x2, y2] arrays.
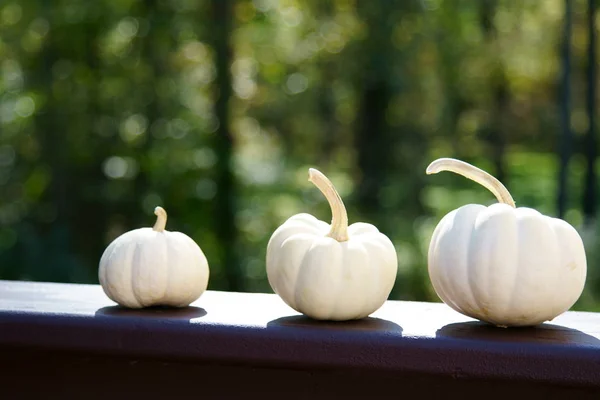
[[308, 168, 349, 242], [426, 158, 516, 208]]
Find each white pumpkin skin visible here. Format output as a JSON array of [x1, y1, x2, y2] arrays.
[[266, 169, 398, 321], [99, 208, 209, 308], [426, 158, 587, 327]]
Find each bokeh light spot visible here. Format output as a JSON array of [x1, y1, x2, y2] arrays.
[[103, 156, 138, 179], [193, 147, 217, 169], [14, 96, 35, 118], [1, 3, 22, 26], [285, 73, 308, 94], [120, 114, 148, 143]]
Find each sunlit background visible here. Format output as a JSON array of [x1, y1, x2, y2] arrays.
[[1, 0, 600, 310]]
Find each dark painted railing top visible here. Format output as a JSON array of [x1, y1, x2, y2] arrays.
[[1, 280, 600, 386]]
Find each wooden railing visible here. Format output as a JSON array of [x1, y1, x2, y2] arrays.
[[1, 279, 599, 399]]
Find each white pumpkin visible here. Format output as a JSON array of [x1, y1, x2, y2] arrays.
[[99, 206, 209, 308], [427, 158, 587, 327], [266, 168, 398, 321]]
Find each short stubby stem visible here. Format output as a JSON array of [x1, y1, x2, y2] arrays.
[[153, 206, 168, 232], [426, 158, 516, 208], [308, 168, 349, 242]]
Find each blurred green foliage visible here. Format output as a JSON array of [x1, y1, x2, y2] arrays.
[[1, 0, 600, 311]]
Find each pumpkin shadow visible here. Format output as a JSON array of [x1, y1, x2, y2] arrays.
[[267, 315, 403, 334], [436, 321, 600, 347], [95, 305, 207, 320]]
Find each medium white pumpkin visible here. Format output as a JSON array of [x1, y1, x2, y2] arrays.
[[99, 206, 209, 308], [427, 158, 587, 327], [266, 168, 398, 321]]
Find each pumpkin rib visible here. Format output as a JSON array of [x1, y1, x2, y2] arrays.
[[437, 212, 469, 317], [182, 235, 208, 307], [98, 242, 114, 303], [162, 232, 172, 306], [359, 236, 392, 320], [501, 211, 520, 325], [129, 239, 144, 308], [466, 211, 486, 322], [547, 217, 564, 322]]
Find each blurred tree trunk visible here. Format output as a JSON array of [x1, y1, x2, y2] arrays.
[[315, 3, 337, 164], [136, 1, 158, 221], [489, 77, 509, 184], [557, 0, 573, 219], [583, 0, 597, 226], [318, 61, 338, 165], [355, 84, 389, 217], [211, 0, 241, 291], [38, 11, 67, 230], [29, 2, 72, 282], [130, 0, 165, 227], [79, 4, 109, 281], [436, 1, 468, 159], [354, 2, 394, 222], [354, 2, 428, 301], [479, 0, 508, 183]]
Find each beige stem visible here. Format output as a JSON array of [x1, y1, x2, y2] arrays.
[[426, 158, 516, 207], [153, 206, 167, 232], [308, 168, 349, 242]]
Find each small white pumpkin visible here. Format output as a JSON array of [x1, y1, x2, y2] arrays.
[[427, 158, 587, 327], [99, 206, 209, 308], [266, 168, 398, 321]]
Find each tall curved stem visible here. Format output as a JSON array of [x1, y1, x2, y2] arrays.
[[308, 168, 349, 242], [426, 158, 516, 207]]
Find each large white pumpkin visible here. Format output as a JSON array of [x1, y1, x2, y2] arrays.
[[99, 206, 209, 308], [266, 168, 398, 321], [427, 158, 587, 327]]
